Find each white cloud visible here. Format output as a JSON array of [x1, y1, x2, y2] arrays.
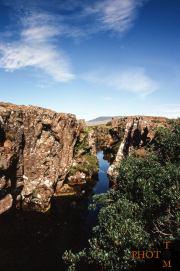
[[84, 0, 146, 34], [0, 0, 148, 81], [111, 68, 159, 98], [83, 67, 159, 99], [4, 0, 147, 37], [100, 96, 112, 101], [0, 14, 75, 82]]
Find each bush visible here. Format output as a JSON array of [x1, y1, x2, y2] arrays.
[[106, 121, 112, 127], [63, 120, 180, 270]]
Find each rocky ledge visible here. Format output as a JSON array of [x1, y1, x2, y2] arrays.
[[0, 103, 97, 214]]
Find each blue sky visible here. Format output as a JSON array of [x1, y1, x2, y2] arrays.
[[0, 0, 180, 120]]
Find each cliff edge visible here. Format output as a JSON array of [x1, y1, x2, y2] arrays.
[[0, 102, 84, 213]]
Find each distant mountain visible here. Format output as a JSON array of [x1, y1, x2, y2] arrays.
[[86, 116, 123, 126]]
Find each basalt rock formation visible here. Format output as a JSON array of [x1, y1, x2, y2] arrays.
[[68, 127, 99, 182], [0, 102, 92, 214], [107, 116, 169, 181]]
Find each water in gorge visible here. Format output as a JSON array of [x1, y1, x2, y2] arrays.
[[0, 150, 111, 271]]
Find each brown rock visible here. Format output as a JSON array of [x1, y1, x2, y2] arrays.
[[68, 171, 86, 185], [0, 102, 86, 213], [0, 194, 13, 214], [108, 116, 169, 181]]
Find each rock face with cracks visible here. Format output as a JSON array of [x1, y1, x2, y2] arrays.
[[107, 116, 169, 181], [0, 102, 81, 213]]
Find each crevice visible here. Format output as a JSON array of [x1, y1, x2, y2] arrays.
[[0, 124, 6, 146]]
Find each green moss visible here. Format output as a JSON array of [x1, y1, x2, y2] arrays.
[[69, 165, 89, 176], [53, 192, 75, 197], [69, 152, 99, 177], [151, 119, 163, 123], [22, 202, 51, 213], [74, 131, 89, 154], [83, 152, 99, 174]]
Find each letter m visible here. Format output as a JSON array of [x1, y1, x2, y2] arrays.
[[162, 260, 171, 267]]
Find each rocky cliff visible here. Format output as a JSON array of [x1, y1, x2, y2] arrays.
[[107, 116, 169, 181], [0, 103, 92, 214]]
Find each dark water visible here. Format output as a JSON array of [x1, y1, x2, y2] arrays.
[[0, 151, 110, 271]]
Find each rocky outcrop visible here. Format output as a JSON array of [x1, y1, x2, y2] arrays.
[[68, 128, 99, 182], [0, 102, 82, 214], [107, 116, 169, 181]]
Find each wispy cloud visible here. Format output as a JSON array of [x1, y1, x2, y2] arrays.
[[3, 0, 148, 37], [84, 0, 146, 34], [111, 68, 159, 99], [0, 13, 75, 82], [0, 0, 148, 81], [100, 96, 112, 101], [83, 67, 159, 99]]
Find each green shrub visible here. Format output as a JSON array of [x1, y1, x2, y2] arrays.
[[63, 120, 180, 270], [106, 121, 112, 127]]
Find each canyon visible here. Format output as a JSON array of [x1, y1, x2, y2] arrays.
[[0, 102, 169, 215]]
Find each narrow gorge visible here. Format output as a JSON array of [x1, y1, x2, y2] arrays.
[[0, 102, 172, 270]]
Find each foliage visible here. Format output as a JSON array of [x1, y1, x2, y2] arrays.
[[63, 120, 180, 270], [131, 148, 147, 160], [74, 129, 90, 154], [70, 128, 99, 177], [69, 164, 89, 175], [153, 119, 180, 164], [106, 121, 112, 127], [151, 119, 163, 123]]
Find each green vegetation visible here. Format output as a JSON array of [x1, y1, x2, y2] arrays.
[[151, 119, 163, 123], [106, 121, 112, 127], [131, 148, 147, 160], [74, 128, 90, 154], [69, 128, 99, 177], [110, 139, 121, 154], [69, 153, 99, 177], [63, 119, 180, 270]]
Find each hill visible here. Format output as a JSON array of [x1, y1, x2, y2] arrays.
[[86, 116, 122, 126]]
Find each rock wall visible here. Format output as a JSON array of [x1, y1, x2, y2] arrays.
[[0, 102, 81, 214], [107, 116, 169, 181], [0, 104, 170, 215]]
